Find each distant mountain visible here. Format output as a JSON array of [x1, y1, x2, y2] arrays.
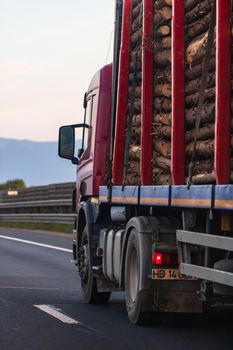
[[0, 137, 77, 186]]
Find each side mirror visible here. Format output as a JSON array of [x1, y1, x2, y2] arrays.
[[58, 123, 89, 164], [58, 126, 78, 164]]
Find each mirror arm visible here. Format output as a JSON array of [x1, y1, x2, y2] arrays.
[[83, 92, 87, 109], [72, 156, 79, 165], [81, 109, 88, 151]]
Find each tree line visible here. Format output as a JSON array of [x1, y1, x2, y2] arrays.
[[0, 179, 26, 191]]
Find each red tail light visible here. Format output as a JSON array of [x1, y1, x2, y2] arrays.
[[153, 253, 163, 265], [152, 252, 178, 266]]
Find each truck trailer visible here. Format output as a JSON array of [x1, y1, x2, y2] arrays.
[[58, 0, 233, 324]]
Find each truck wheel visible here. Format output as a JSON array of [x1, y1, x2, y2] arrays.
[[79, 226, 111, 304], [125, 229, 148, 324]]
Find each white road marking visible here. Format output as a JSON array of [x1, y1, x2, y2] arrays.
[[34, 304, 80, 324], [34, 305, 105, 336], [0, 235, 72, 252]]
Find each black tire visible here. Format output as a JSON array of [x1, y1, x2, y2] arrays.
[[125, 229, 149, 325], [79, 226, 111, 304]]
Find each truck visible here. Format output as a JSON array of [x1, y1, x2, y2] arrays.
[[58, 0, 233, 324]]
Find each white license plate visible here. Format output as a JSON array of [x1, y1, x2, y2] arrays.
[[152, 269, 197, 280]]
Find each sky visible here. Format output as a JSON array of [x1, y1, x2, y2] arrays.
[[0, 0, 114, 141]]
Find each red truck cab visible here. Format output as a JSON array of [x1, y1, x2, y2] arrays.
[[77, 64, 112, 202], [59, 64, 112, 207]]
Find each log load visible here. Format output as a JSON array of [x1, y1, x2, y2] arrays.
[[152, 0, 172, 185], [186, 30, 216, 66], [154, 0, 172, 10], [122, 0, 232, 186], [185, 0, 215, 25], [184, 0, 217, 185], [126, 0, 174, 186], [125, 0, 143, 185]]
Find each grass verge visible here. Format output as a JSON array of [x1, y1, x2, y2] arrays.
[[0, 221, 73, 234]]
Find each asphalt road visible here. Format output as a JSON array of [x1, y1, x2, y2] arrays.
[[0, 227, 233, 350]]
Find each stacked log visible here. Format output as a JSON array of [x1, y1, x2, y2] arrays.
[[126, 0, 173, 186], [184, 0, 217, 184], [152, 0, 172, 185], [124, 0, 232, 186], [124, 0, 143, 185]]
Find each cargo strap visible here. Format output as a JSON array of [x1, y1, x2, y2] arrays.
[[187, 0, 216, 188], [122, 4, 142, 187]]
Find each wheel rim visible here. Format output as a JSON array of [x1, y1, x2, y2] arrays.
[[128, 247, 139, 303]]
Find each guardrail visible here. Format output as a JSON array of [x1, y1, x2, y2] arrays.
[[0, 182, 76, 225], [0, 214, 76, 224], [0, 182, 75, 203], [0, 199, 72, 209]]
